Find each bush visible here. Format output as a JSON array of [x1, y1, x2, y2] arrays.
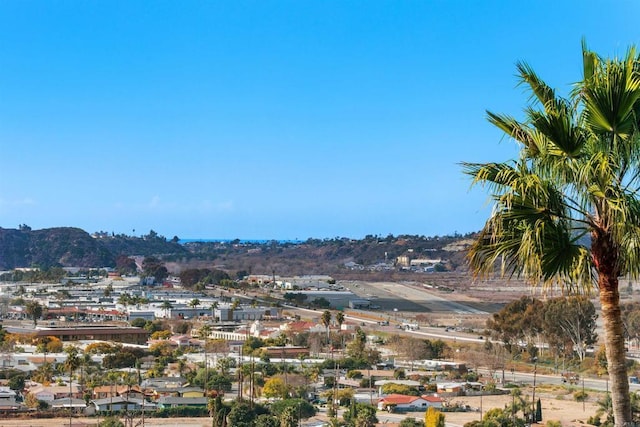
[[587, 415, 602, 426], [98, 417, 125, 427], [154, 406, 210, 417], [574, 390, 589, 402]]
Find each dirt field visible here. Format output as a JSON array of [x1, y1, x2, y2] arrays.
[[443, 393, 599, 426]]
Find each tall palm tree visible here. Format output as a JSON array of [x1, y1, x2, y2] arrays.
[[321, 310, 332, 343], [335, 312, 345, 330], [463, 43, 640, 426], [210, 301, 219, 322], [160, 301, 173, 318], [64, 345, 80, 422]]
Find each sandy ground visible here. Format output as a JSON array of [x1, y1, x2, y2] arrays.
[[442, 394, 599, 426], [0, 394, 601, 427]]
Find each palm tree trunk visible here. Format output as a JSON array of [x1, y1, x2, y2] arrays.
[[599, 278, 632, 426], [594, 230, 632, 426]]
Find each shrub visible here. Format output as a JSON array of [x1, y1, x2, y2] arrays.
[[574, 390, 589, 402]]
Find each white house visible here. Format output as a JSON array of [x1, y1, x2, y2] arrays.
[[378, 394, 444, 412]]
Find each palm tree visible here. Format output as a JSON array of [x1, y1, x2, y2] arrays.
[[336, 312, 345, 330], [64, 345, 80, 422], [321, 310, 332, 343], [210, 301, 219, 322], [189, 298, 201, 309], [160, 301, 173, 318], [463, 43, 640, 426]]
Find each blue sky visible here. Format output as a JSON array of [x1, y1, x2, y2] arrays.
[[1, 1, 638, 240]]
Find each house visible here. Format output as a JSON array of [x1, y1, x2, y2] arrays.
[[178, 387, 205, 398], [50, 397, 87, 412], [28, 385, 82, 402], [378, 394, 444, 412], [0, 387, 23, 411], [89, 396, 156, 414], [156, 396, 208, 409], [263, 346, 310, 358], [92, 385, 129, 399], [141, 377, 188, 389], [436, 382, 466, 395]]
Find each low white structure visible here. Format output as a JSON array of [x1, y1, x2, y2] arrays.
[[378, 394, 444, 412]]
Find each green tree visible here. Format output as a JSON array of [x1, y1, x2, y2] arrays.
[[208, 395, 229, 427], [486, 296, 543, 354], [255, 414, 279, 427], [160, 300, 173, 318], [321, 310, 332, 341], [463, 43, 640, 425], [399, 418, 425, 427], [542, 296, 597, 361], [25, 300, 43, 327], [141, 256, 168, 283], [7, 374, 25, 392], [226, 401, 256, 427], [336, 312, 345, 330], [279, 405, 298, 427], [269, 398, 316, 420]]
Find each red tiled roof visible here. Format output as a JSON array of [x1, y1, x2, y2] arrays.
[[379, 394, 421, 404]]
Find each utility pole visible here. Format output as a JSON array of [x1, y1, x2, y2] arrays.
[[531, 357, 538, 424]]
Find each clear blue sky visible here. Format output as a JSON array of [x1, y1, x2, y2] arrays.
[[1, 1, 638, 240]]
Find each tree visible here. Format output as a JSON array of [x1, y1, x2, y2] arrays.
[[336, 312, 345, 330], [7, 374, 25, 392], [64, 344, 80, 427], [463, 43, 640, 425], [269, 398, 316, 420], [160, 300, 173, 318], [255, 414, 279, 427], [486, 296, 543, 354], [226, 401, 256, 427], [25, 300, 43, 327], [321, 310, 332, 341], [141, 256, 168, 283], [262, 376, 288, 399], [343, 403, 377, 427], [424, 407, 445, 427], [279, 405, 298, 427], [399, 418, 425, 427], [542, 296, 597, 361], [209, 395, 229, 427]]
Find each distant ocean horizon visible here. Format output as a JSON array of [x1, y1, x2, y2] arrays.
[[179, 238, 303, 244]]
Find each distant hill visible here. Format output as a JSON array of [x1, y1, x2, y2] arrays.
[[0, 227, 187, 269], [0, 227, 474, 275]]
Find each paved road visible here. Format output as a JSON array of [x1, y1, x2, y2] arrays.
[[480, 367, 640, 393]]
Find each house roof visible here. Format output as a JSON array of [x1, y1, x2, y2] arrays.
[[157, 396, 208, 405], [50, 398, 87, 408], [379, 394, 422, 405], [91, 396, 151, 406], [30, 385, 80, 394]]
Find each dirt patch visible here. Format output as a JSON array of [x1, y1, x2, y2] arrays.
[[442, 393, 599, 426]]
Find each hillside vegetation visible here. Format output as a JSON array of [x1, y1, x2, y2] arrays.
[[0, 227, 473, 275]]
